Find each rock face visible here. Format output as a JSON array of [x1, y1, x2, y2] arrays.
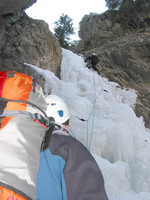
[[77, 14, 150, 128], [0, 0, 37, 15], [0, 0, 62, 85], [78, 12, 119, 51], [97, 31, 150, 128]]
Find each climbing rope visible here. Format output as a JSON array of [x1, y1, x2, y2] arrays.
[[86, 71, 105, 151]]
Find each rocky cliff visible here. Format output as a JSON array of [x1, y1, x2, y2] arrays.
[[0, 0, 37, 16], [0, 0, 62, 85], [77, 13, 150, 128]]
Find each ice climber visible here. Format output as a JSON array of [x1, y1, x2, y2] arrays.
[[36, 94, 109, 200], [85, 53, 100, 74]]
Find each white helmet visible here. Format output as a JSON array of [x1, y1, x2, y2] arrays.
[[45, 95, 70, 124]]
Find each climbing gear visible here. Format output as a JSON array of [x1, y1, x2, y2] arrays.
[[0, 185, 28, 200], [0, 70, 48, 130], [45, 95, 70, 124], [0, 70, 48, 200]]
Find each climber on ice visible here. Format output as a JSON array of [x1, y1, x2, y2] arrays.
[[36, 95, 108, 200], [85, 53, 100, 74], [0, 70, 108, 200]]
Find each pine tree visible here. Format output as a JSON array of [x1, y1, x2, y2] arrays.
[[54, 13, 75, 49], [105, 0, 122, 10]]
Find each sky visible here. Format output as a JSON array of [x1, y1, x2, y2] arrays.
[[26, 0, 107, 40], [25, 48, 150, 200]]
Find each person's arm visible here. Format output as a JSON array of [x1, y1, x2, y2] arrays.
[[50, 133, 108, 200]]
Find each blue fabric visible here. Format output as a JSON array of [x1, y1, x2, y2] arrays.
[[36, 149, 67, 200]]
